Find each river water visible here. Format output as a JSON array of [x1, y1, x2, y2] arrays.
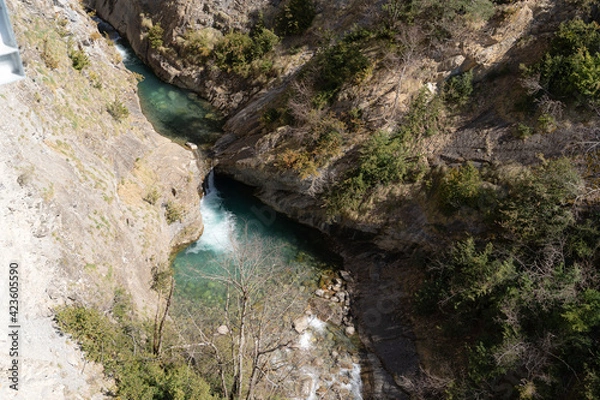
[[102, 25, 363, 399]]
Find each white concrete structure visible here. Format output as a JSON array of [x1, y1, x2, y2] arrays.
[[0, 0, 24, 85]]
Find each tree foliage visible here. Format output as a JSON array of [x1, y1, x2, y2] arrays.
[[417, 157, 600, 398], [533, 18, 600, 103], [498, 157, 583, 246], [315, 41, 370, 97], [326, 131, 423, 215], [212, 26, 278, 75], [68, 48, 89, 71], [438, 162, 488, 213], [275, 0, 316, 36], [443, 71, 474, 107], [148, 23, 164, 49], [55, 304, 217, 399]]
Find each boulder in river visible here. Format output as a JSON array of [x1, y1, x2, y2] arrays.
[[293, 315, 310, 333]]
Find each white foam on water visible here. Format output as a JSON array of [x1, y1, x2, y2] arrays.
[[303, 370, 319, 400], [334, 363, 363, 400], [114, 41, 133, 64], [298, 331, 313, 350], [308, 316, 327, 333], [186, 170, 235, 254]]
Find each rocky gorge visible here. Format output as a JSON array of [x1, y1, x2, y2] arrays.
[[83, 0, 599, 398], [3, 0, 600, 398], [82, 0, 587, 245]]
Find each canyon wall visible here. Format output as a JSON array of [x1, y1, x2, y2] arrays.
[[0, 0, 203, 397]]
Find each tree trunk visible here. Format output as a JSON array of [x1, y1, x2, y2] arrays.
[[153, 276, 174, 356], [236, 293, 248, 399], [231, 292, 248, 399], [246, 337, 261, 400]]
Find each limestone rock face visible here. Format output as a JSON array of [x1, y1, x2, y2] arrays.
[[0, 0, 203, 397], [85, 0, 275, 114], [460, 5, 534, 77]]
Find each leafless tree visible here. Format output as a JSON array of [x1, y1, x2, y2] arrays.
[[384, 23, 422, 123], [174, 228, 313, 399], [397, 367, 453, 400], [288, 79, 326, 137]]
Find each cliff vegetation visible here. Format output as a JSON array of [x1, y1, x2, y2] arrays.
[[71, 0, 600, 397]]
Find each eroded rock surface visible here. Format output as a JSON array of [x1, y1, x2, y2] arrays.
[[0, 0, 203, 397]]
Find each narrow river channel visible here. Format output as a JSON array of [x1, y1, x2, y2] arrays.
[[96, 19, 364, 399]]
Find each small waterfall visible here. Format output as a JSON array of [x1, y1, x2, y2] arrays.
[[93, 17, 135, 65], [92, 13, 366, 397], [293, 316, 363, 400], [114, 40, 133, 64], [186, 170, 235, 254]]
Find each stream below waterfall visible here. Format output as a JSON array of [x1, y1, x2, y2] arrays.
[[97, 20, 364, 400]]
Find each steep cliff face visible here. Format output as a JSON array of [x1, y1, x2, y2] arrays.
[[84, 0, 581, 252], [0, 0, 202, 397], [208, 0, 558, 243]]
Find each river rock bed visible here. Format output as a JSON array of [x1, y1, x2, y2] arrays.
[[285, 270, 362, 399]]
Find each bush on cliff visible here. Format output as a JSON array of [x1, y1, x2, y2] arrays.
[[55, 305, 217, 399], [275, 0, 316, 36], [529, 18, 600, 104]]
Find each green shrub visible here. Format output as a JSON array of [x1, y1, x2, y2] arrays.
[[533, 18, 600, 103], [425, 238, 516, 312], [498, 157, 583, 245], [314, 127, 343, 160], [165, 201, 184, 224], [148, 23, 164, 49], [417, 156, 600, 398], [143, 187, 161, 205], [55, 305, 217, 399], [537, 112, 557, 133], [213, 31, 254, 72], [516, 123, 533, 139], [398, 87, 445, 138], [443, 71, 474, 106], [438, 162, 488, 213], [326, 131, 423, 215], [107, 98, 129, 121], [357, 131, 412, 186], [68, 48, 89, 71], [279, 148, 318, 179], [88, 71, 103, 89], [562, 289, 600, 333], [383, 0, 495, 28], [55, 306, 120, 362], [249, 24, 279, 59], [278, 115, 344, 178], [181, 29, 215, 64], [275, 0, 316, 36], [457, 0, 496, 21], [212, 24, 279, 77], [315, 41, 370, 100]]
